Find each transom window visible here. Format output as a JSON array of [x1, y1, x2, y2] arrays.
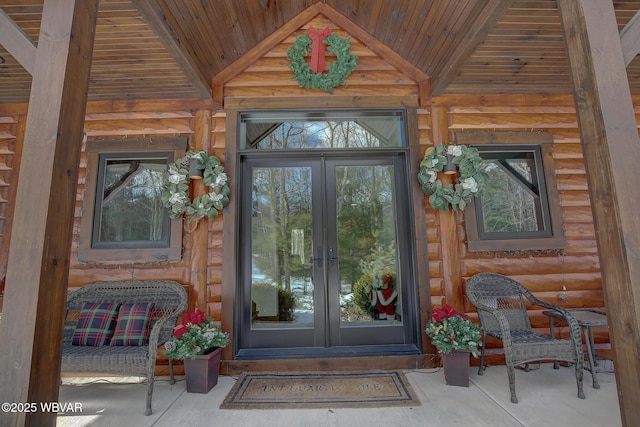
[[462, 132, 565, 252], [241, 110, 405, 149]]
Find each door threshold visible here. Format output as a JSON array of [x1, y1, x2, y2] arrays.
[[222, 351, 432, 375], [234, 344, 420, 360]]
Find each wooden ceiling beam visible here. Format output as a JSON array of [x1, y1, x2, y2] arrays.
[[620, 9, 640, 66], [558, 1, 640, 425], [0, 8, 37, 75], [429, 0, 514, 96], [131, 0, 214, 102]]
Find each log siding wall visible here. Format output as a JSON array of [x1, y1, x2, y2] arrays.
[[421, 102, 607, 349], [222, 14, 420, 105], [221, 13, 610, 354], [0, 13, 616, 362], [70, 110, 195, 286], [0, 115, 22, 276]]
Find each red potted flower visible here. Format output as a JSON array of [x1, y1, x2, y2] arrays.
[[425, 304, 481, 387], [164, 309, 229, 393]]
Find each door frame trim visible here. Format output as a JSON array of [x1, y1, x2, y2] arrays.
[[224, 107, 433, 363]]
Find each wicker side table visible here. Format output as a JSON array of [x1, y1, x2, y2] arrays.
[[543, 309, 611, 389]]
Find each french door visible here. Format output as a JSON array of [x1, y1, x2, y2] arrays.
[[237, 152, 420, 358]]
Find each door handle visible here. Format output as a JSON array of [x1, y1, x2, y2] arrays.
[[309, 245, 323, 268], [329, 247, 341, 265]]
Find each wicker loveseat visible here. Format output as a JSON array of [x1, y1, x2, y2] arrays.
[[61, 280, 188, 415]]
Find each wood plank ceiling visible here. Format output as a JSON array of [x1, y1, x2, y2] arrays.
[[1, 0, 640, 104]]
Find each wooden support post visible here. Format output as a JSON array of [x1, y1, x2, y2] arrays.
[[431, 106, 463, 311], [0, 1, 98, 426], [558, 1, 640, 425], [190, 110, 212, 313]]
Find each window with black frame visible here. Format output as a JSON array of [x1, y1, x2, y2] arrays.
[[464, 137, 565, 252], [78, 137, 185, 263], [91, 152, 171, 249]]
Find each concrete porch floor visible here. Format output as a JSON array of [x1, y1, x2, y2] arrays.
[[56, 363, 620, 427]]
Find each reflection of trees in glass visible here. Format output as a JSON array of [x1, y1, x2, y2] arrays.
[[254, 120, 382, 149], [480, 160, 539, 232], [100, 160, 166, 242], [250, 120, 397, 298], [336, 165, 397, 293], [251, 166, 312, 292], [321, 121, 380, 148]]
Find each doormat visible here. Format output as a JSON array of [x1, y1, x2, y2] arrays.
[[220, 370, 420, 409]]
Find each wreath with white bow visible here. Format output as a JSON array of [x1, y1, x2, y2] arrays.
[[417, 144, 486, 212], [161, 151, 230, 222]]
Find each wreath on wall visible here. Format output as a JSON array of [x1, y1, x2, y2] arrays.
[[161, 151, 230, 222], [287, 28, 358, 93], [417, 144, 486, 212]]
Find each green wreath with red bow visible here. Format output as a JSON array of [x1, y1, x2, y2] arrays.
[[287, 27, 358, 93]]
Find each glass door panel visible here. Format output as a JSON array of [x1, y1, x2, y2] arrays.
[[333, 164, 399, 326], [326, 159, 406, 348], [250, 165, 315, 330], [239, 157, 417, 355]]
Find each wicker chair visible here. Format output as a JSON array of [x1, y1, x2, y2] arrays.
[[61, 280, 188, 415], [466, 272, 585, 403]]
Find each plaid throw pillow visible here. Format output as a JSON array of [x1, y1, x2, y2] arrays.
[[72, 302, 121, 346], [110, 303, 154, 346]]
